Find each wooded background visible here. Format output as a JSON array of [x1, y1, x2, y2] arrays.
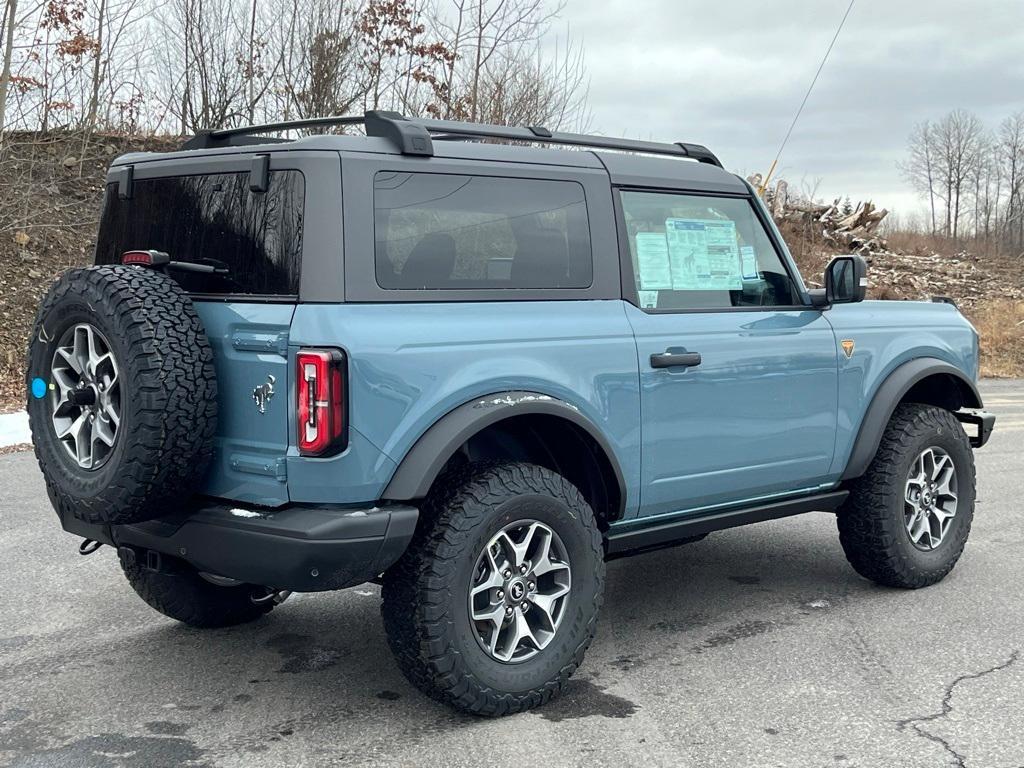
[[0, 0, 589, 136], [899, 108, 1024, 259]]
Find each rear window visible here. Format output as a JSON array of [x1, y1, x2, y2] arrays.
[[95, 170, 304, 296], [373, 172, 592, 290]]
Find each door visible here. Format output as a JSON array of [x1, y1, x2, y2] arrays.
[[93, 157, 308, 507], [617, 189, 838, 517]]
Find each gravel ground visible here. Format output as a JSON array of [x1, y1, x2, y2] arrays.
[[1, 380, 1022, 768]]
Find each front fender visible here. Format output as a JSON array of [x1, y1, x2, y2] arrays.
[[840, 358, 982, 480]]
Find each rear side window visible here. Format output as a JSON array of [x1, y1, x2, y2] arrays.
[[373, 172, 592, 290], [95, 170, 304, 296]]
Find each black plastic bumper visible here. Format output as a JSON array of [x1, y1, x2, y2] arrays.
[[61, 500, 418, 592], [957, 409, 996, 448]]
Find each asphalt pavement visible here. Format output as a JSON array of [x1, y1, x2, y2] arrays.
[[2, 380, 1023, 768]]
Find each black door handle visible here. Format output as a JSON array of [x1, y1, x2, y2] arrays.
[[650, 351, 702, 369]]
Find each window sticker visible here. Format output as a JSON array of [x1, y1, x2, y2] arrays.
[[740, 245, 759, 281], [635, 232, 673, 290], [665, 220, 708, 290], [637, 290, 659, 308], [666, 218, 743, 291]]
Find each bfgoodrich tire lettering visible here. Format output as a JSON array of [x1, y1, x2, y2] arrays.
[[26, 265, 217, 525], [837, 403, 976, 589], [381, 462, 605, 716]]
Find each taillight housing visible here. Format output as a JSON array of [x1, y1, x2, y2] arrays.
[[296, 349, 347, 456], [122, 250, 170, 267]]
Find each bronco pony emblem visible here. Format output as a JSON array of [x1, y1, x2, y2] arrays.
[[252, 374, 276, 414]]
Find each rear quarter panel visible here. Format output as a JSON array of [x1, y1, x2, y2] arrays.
[[287, 300, 641, 511], [824, 299, 979, 477]]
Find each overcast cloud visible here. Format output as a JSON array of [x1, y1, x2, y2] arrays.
[[547, 0, 1024, 215]]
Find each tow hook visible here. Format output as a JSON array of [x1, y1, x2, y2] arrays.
[[78, 539, 103, 556], [251, 588, 292, 606]]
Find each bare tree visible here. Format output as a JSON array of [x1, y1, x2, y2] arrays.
[[900, 120, 940, 235], [999, 111, 1024, 250], [0, 0, 18, 133], [271, 0, 364, 121]]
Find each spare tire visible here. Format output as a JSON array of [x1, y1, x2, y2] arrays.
[[26, 265, 217, 525]]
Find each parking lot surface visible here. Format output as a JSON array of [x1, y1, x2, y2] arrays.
[[2, 380, 1022, 767]]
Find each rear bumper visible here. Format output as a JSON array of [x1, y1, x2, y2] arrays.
[[61, 500, 418, 592], [956, 409, 995, 448]]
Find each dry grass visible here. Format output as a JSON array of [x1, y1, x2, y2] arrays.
[[967, 299, 1024, 379]]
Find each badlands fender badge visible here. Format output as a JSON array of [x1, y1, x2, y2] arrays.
[[841, 339, 855, 359]]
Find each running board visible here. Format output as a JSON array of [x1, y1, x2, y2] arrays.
[[605, 490, 849, 560]]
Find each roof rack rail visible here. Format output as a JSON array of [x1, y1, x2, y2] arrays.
[[181, 111, 723, 167], [180, 111, 434, 154], [417, 117, 723, 167]]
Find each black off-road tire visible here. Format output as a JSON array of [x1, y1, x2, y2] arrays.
[[27, 265, 217, 525], [837, 403, 975, 589], [381, 462, 605, 716], [121, 555, 274, 628]]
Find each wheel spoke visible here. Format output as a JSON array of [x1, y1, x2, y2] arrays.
[[55, 345, 82, 374], [530, 591, 564, 634], [93, 416, 116, 447], [533, 537, 570, 577], [472, 601, 506, 625], [471, 556, 504, 599], [507, 610, 536, 655], [74, 417, 92, 468], [908, 512, 930, 546]]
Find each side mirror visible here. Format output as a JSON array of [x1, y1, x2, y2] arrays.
[[825, 255, 868, 304]]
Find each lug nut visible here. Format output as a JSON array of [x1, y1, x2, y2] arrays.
[[528, 582, 535, 591], [503, 569, 512, 579], [496, 589, 504, 599], [505, 606, 513, 616], [519, 565, 528, 574], [521, 603, 529, 612]]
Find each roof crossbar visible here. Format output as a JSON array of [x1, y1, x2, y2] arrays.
[[180, 110, 723, 167]]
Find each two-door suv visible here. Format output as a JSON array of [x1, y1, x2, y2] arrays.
[[27, 112, 995, 715]]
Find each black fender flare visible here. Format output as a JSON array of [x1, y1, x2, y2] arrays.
[[841, 358, 982, 480], [381, 391, 627, 514]]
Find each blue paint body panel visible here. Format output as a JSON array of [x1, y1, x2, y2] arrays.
[[195, 294, 979, 520], [285, 300, 643, 513], [193, 302, 294, 507], [625, 303, 838, 516], [823, 300, 979, 477]]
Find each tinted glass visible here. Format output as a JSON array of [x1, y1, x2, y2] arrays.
[[95, 171, 304, 295], [620, 191, 798, 310], [374, 172, 592, 290]]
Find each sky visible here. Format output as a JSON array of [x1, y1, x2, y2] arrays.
[[547, 0, 1024, 217]]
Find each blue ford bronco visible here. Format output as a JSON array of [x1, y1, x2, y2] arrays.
[[27, 112, 995, 716]]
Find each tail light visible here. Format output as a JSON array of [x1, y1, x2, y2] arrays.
[[296, 349, 347, 456], [122, 250, 170, 266]]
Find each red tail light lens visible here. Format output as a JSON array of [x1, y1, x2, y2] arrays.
[[122, 250, 170, 266], [296, 349, 347, 456]]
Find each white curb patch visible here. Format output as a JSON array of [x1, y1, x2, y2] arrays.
[[0, 411, 31, 447]]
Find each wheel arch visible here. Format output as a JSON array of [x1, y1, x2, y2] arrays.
[[381, 391, 627, 527], [841, 358, 982, 481]]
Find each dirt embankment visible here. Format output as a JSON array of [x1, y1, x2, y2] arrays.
[[0, 133, 178, 410], [1, 132, 1021, 412]]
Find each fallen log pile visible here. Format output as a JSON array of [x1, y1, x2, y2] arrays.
[[749, 176, 890, 255], [750, 177, 1024, 309]]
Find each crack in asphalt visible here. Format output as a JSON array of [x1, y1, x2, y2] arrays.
[[896, 650, 1020, 768]]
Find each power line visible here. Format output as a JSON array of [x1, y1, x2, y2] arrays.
[[761, 0, 857, 193]]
